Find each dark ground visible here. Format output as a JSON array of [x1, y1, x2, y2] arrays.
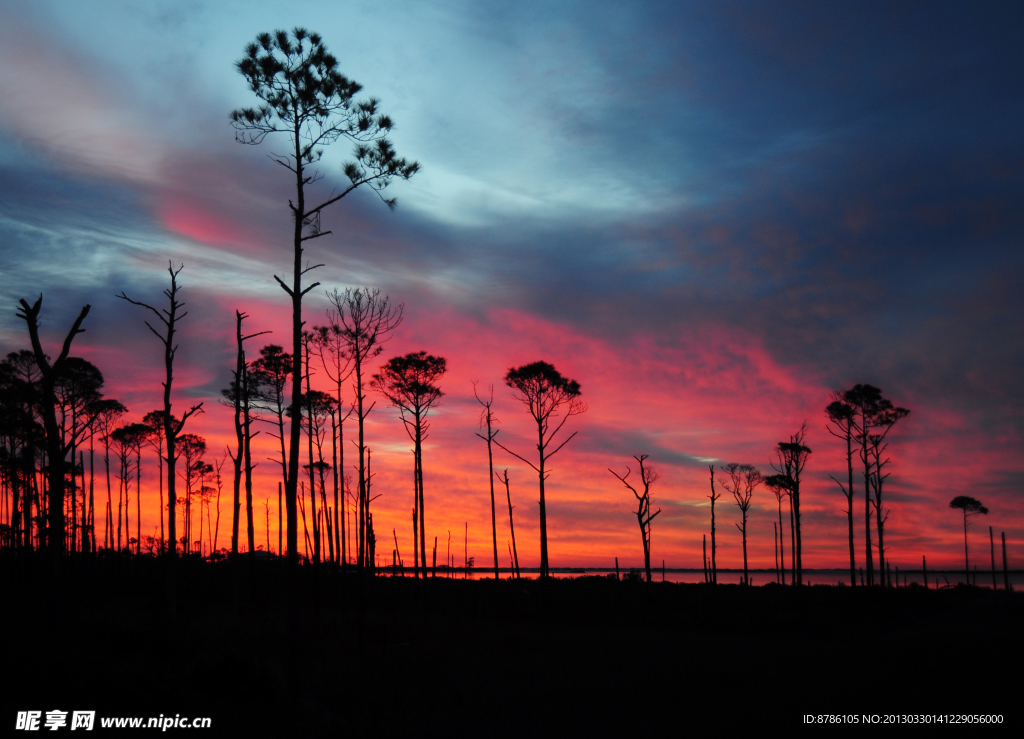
[[2, 554, 1020, 735]]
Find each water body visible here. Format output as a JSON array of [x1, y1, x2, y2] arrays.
[[418, 566, 1024, 588]]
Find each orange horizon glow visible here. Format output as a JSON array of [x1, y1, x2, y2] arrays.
[[45, 295, 1021, 576]]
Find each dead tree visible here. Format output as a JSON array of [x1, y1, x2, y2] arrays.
[[119, 263, 204, 560], [223, 311, 269, 560], [473, 383, 500, 579], [708, 465, 721, 584], [720, 463, 762, 585], [499, 469, 520, 578], [497, 361, 585, 578], [231, 29, 418, 569], [609, 454, 661, 583]]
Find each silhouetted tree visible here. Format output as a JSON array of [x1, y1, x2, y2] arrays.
[[177, 433, 207, 554], [16, 295, 90, 572], [770, 424, 811, 585], [866, 406, 909, 583], [498, 469, 520, 578], [142, 410, 170, 552], [473, 383, 500, 579], [826, 396, 858, 586], [841, 384, 908, 586], [0, 351, 42, 552], [708, 465, 721, 584], [222, 311, 269, 560], [763, 473, 791, 585], [372, 351, 446, 579], [950, 496, 988, 583], [109, 425, 135, 552], [250, 345, 291, 518], [54, 357, 104, 553], [119, 263, 204, 561], [95, 400, 128, 550], [312, 313, 355, 566], [231, 28, 418, 568], [325, 287, 402, 569], [120, 423, 151, 555], [720, 463, 762, 585], [609, 454, 661, 583], [497, 361, 585, 579], [299, 388, 336, 563]]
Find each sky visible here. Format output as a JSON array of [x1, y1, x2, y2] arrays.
[[1, 0, 1022, 574]]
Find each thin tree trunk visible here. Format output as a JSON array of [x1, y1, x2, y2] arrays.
[[244, 391, 256, 564], [304, 340, 318, 564], [284, 124, 307, 571], [862, 414, 874, 586], [231, 313, 244, 559], [990, 526, 997, 589], [846, 429, 856, 586], [774, 522, 779, 584], [963, 511, 970, 582], [709, 466, 717, 585], [485, 408, 498, 579], [537, 421, 548, 578], [135, 446, 141, 555], [788, 493, 795, 585], [332, 412, 338, 564], [741, 509, 748, 585], [777, 499, 786, 586], [502, 471, 520, 578], [417, 415, 426, 584], [1002, 532, 1010, 591]]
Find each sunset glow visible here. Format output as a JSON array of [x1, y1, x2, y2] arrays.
[[1, 1, 1021, 579]]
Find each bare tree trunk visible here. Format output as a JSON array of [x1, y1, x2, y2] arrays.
[[485, 408, 498, 579], [962, 510, 970, 582], [777, 499, 786, 586], [501, 470, 520, 579], [332, 412, 338, 564], [412, 507, 418, 578], [1002, 532, 1011, 591], [536, 421, 549, 578], [416, 413, 426, 581], [284, 131, 307, 570], [709, 466, 717, 585], [990, 526, 997, 589], [305, 340, 319, 564], [845, 432, 856, 587], [356, 359, 366, 569], [862, 426, 874, 587], [740, 508, 748, 585], [774, 522, 779, 584], [88, 440, 95, 553], [135, 446, 141, 555]]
